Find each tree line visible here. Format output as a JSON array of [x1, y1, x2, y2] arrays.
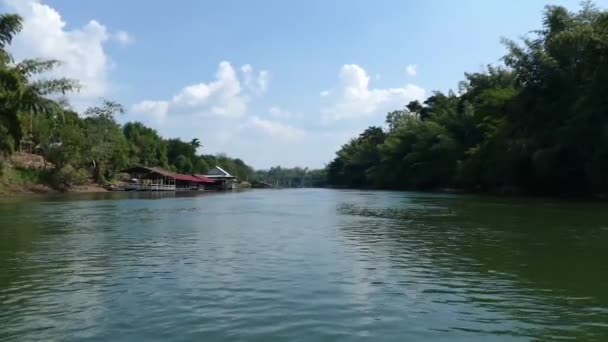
[[255, 167, 327, 188], [0, 13, 254, 188], [326, 3, 608, 196]]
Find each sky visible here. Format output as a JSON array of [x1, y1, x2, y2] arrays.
[[1, 0, 606, 169]]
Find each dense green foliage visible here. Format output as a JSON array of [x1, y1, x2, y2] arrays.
[[327, 3, 608, 196], [0, 13, 254, 189]]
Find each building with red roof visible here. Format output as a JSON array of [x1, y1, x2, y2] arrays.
[[122, 166, 216, 191]]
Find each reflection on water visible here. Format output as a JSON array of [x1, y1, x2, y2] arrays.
[[1, 189, 607, 341]]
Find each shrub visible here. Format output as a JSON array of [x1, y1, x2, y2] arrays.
[[50, 165, 89, 190]]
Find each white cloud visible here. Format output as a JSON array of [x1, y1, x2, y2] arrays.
[[247, 116, 306, 141], [129, 62, 427, 168], [241, 64, 253, 74], [269, 106, 292, 119], [126, 60, 318, 167], [114, 30, 133, 46], [241, 64, 253, 85], [257, 70, 269, 93], [241, 63, 270, 95], [406, 64, 418, 77], [128, 61, 291, 161], [133, 61, 248, 121], [131, 100, 169, 122], [3, 0, 115, 99], [321, 64, 425, 121]]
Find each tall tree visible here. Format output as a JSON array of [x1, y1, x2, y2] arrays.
[[83, 100, 129, 182], [0, 14, 78, 153], [123, 122, 168, 168], [327, 3, 608, 196]]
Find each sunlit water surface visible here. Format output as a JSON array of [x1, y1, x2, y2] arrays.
[[1, 189, 607, 341]]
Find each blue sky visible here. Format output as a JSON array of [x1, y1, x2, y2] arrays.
[[2, 0, 605, 169]]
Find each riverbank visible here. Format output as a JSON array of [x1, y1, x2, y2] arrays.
[[0, 172, 108, 196], [0, 153, 108, 196], [325, 184, 608, 201]]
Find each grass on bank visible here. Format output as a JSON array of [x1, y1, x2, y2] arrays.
[[0, 158, 92, 194]]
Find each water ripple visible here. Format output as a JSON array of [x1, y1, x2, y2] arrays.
[[1, 190, 608, 341]]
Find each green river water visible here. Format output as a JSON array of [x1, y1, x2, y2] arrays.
[[1, 189, 607, 341]]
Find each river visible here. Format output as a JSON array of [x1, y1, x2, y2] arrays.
[[1, 189, 607, 341]]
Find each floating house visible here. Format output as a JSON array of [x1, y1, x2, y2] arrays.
[[175, 174, 215, 191], [122, 166, 215, 191], [200, 166, 237, 190]]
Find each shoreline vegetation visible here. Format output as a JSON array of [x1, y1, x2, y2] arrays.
[[3, 3, 608, 200], [0, 13, 259, 195], [324, 3, 608, 199]]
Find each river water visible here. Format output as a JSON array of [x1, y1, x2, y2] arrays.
[[1, 189, 607, 341]]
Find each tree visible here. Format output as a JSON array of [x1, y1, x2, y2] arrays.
[[123, 122, 168, 167], [167, 138, 197, 173], [377, 118, 460, 189], [83, 100, 129, 182], [406, 100, 423, 117], [190, 138, 202, 149], [45, 119, 86, 170], [327, 2, 608, 196], [0, 11, 260, 190], [0, 14, 78, 153], [499, 3, 608, 193], [326, 126, 386, 188], [256, 166, 324, 188]]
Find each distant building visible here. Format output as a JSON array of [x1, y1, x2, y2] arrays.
[[122, 166, 215, 191], [201, 166, 236, 190]]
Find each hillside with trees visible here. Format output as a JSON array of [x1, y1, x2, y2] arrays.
[[0, 13, 253, 192], [327, 3, 608, 197]]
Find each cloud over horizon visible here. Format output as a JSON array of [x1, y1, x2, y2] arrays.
[[131, 61, 258, 122], [128, 61, 315, 167], [321, 64, 425, 122], [130, 62, 427, 168]]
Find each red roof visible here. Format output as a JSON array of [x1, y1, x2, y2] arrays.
[[174, 174, 209, 183], [193, 175, 215, 184], [122, 166, 215, 183]]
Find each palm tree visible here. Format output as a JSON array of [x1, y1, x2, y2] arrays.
[[0, 13, 79, 153], [190, 138, 202, 149]]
